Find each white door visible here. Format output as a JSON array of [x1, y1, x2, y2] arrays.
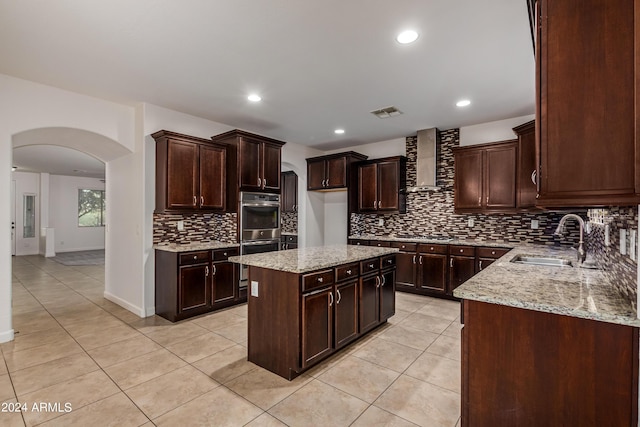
[[11, 180, 15, 256]]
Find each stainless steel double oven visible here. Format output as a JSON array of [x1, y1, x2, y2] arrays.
[[239, 192, 281, 290]]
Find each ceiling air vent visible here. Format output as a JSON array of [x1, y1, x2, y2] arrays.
[[370, 106, 403, 119]]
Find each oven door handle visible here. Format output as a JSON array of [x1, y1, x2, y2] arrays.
[[241, 240, 281, 246], [241, 202, 281, 207]]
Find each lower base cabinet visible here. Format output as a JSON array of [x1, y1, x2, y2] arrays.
[[462, 300, 639, 426], [248, 255, 396, 380], [155, 247, 244, 322]]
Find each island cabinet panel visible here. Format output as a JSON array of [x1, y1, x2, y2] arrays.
[[246, 254, 396, 380], [155, 248, 243, 322], [536, 0, 640, 207], [462, 300, 639, 427]]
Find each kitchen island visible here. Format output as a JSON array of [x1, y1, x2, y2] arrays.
[[453, 244, 640, 427], [229, 245, 398, 380]]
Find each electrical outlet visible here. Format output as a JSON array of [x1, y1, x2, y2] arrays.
[[378, 218, 384, 227], [620, 229, 627, 255], [531, 220, 539, 229], [605, 224, 611, 246], [468, 218, 474, 227], [251, 281, 259, 297], [630, 229, 637, 261], [177, 220, 184, 231]]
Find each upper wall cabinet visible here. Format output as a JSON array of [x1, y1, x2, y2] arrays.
[[281, 171, 298, 213], [211, 130, 286, 212], [513, 120, 538, 210], [356, 156, 407, 214], [536, 0, 640, 207], [153, 130, 226, 213], [306, 152, 368, 191], [453, 140, 517, 213]]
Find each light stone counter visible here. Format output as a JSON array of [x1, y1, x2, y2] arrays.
[[228, 244, 398, 274], [453, 243, 640, 327], [154, 241, 239, 252], [349, 234, 513, 248]]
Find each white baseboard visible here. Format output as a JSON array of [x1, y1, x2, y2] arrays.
[[0, 329, 15, 343], [56, 246, 105, 253], [103, 291, 145, 318], [145, 306, 156, 317]]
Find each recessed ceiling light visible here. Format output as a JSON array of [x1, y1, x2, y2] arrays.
[[11, 166, 17, 171], [456, 99, 471, 107], [396, 30, 419, 44], [247, 94, 262, 102], [334, 129, 345, 135]]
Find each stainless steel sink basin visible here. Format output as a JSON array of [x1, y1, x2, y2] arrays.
[[510, 255, 573, 267]]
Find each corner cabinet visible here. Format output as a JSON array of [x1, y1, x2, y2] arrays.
[[155, 247, 243, 322], [453, 141, 517, 213], [306, 152, 368, 191], [536, 0, 640, 207], [356, 156, 407, 214], [153, 130, 226, 213], [211, 130, 286, 211]]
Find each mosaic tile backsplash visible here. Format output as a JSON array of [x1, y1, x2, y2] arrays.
[[153, 212, 237, 245], [350, 129, 638, 309], [281, 211, 298, 234]]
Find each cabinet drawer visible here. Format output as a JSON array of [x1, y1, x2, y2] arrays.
[[417, 243, 448, 254], [284, 235, 298, 243], [381, 255, 396, 269], [335, 263, 359, 282], [179, 251, 210, 265], [391, 242, 417, 252], [360, 258, 380, 275], [302, 270, 335, 292], [371, 241, 392, 248], [476, 247, 510, 259], [449, 245, 476, 257], [212, 247, 239, 261], [348, 239, 369, 246]]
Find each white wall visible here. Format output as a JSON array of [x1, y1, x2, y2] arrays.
[[459, 114, 535, 146], [49, 175, 105, 253], [325, 137, 406, 158], [0, 74, 136, 342], [12, 171, 40, 256], [39, 173, 50, 256]]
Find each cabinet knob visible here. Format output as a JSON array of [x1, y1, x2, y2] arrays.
[[430, 246, 434, 251], [317, 277, 323, 283], [223, 252, 227, 256], [401, 245, 405, 249], [369, 264, 374, 268], [491, 251, 496, 255], [193, 255, 198, 260], [460, 249, 464, 253], [387, 259, 392, 264], [346, 269, 352, 275]]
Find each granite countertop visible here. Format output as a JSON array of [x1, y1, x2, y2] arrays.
[[453, 243, 640, 327], [154, 241, 239, 252], [348, 234, 514, 248], [281, 232, 298, 236], [228, 244, 398, 274]]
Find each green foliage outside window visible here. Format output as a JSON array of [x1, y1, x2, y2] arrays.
[[78, 189, 105, 227]]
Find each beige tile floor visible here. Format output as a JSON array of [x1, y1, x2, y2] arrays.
[[2, 255, 462, 427]]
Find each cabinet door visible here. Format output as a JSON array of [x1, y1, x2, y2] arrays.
[[281, 172, 297, 212], [334, 281, 358, 349], [454, 149, 483, 211], [239, 138, 262, 190], [515, 122, 537, 209], [167, 140, 198, 209], [417, 253, 447, 294], [358, 164, 378, 212], [448, 256, 476, 293], [301, 288, 333, 368], [199, 144, 226, 210], [262, 143, 281, 191], [396, 252, 416, 290], [379, 268, 396, 322], [377, 161, 400, 211], [212, 261, 236, 304], [484, 144, 517, 210], [307, 159, 326, 190], [359, 275, 380, 333], [326, 157, 347, 189], [178, 264, 211, 315], [537, 0, 639, 207], [476, 257, 496, 273]]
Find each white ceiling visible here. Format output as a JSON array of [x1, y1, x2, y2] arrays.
[[13, 146, 105, 179], [0, 0, 534, 175]]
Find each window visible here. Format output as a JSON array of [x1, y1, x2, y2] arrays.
[[78, 189, 105, 227]]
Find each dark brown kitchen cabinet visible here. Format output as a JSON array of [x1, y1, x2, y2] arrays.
[[280, 234, 298, 250], [416, 245, 448, 295], [359, 271, 380, 334], [476, 247, 510, 273], [513, 120, 538, 210], [462, 300, 638, 426], [281, 171, 298, 213], [454, 141, 517, 213], [211, 130, 286, 212], [334, 280, 359, 349], [357, 156, 407, 214], [155, 247, 242, 322], [448, 245, 476, 294], [379, 264, 396, 322], [301, 286, 333, 368], [306, 152, 368, 191], [536, 0, 640, 207], [359, 257, 396, 334], [153, 130, 226, 213]]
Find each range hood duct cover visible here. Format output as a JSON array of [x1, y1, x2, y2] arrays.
[[407, 128, 440, 192]]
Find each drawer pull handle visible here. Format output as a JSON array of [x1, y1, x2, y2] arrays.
[[430, 247, 434, 251], [329, 292, 334, 306], [460, 249, 464, 253], [388, 259, 392, 264], [193, 255, 198, 260], [336, 289, 342, 304], [491, 251, 496, 255], [223, 252, 227, 256], [346, 269, 352, 275], [317, 277, 323, 283], [205, 266, 209, 276], [419, 256, 423, 265], [479, 260, 483, 270], [369, 264, 374, 269], [412, 255, 416, 264], [376, 276, 381, 288], [381, 274, 386, 286]]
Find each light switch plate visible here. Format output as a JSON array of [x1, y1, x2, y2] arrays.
[[531, 220, 539, 229], [177, 220, 184, 231], [620, 229, 627, 255], [630, 229, 637, 261], [605, 224, 611, 246], [378, 218, 384, 227], [468, 218, 474, 227], [251, 281, 259, 297]]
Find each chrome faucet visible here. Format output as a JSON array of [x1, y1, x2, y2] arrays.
[[554, 214, 586, 264]]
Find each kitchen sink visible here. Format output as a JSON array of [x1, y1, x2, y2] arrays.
[[510, 255, 573, 267]]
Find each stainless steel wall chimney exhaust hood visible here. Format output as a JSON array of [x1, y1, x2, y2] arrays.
[[407, 128, 440, 192]]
